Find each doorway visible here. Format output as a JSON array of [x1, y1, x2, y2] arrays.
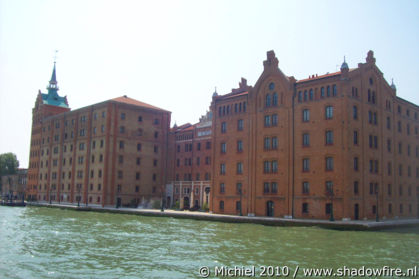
[[267, 201, 274, 217], [183, 197, 190, 209], [354, 203, 359, 220]]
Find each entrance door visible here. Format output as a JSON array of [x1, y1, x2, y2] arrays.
[[183, 197, 190, 209], [116, 197, 122, 208], [267, 201, 274, 217], [354, 203, 359, 220]]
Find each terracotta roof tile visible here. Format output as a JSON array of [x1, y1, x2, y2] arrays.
[[112, 96, 169, 112], [216, 91, 249, 100], [297, 71, 341, 83]]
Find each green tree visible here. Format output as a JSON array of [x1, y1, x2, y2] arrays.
[[0, 153, 19, 176]]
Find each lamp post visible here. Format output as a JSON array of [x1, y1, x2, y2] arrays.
[[375, 184, 379, 222], [239, 186, 243, 216], [161, 185, 165, 212], [77, 185, 80, 207]]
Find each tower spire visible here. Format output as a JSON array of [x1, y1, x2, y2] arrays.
[[47, 62, 59, 94]]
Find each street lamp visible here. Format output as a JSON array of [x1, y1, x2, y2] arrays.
[[161, 185, 165, 212], [239, 186, 243, 216], [375, 184, 379, 222], [77, 185, 80, 207]]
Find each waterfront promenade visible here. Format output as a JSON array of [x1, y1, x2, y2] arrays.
[[27, 202, 419, 231]]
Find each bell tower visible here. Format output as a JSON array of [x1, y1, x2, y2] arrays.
[[26, 63, 71, 201]]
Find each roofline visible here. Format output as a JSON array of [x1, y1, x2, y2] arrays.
[[42, 98, 171, 122], [396, 96, 419, 109]]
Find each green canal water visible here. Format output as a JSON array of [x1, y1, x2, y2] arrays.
[[0, 207, 418, 279]]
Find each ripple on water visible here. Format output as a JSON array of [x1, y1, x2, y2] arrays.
[[0, 207, 418, 279]]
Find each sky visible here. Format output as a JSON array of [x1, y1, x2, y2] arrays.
[[0, 0, 418, 168]]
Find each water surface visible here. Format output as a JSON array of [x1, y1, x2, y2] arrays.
[[0, 207, 418, 278]]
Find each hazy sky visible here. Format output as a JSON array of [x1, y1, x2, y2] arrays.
[[1, 0, 418, 168]]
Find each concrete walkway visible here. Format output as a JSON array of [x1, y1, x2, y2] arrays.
[[26, 202, 419, 231]]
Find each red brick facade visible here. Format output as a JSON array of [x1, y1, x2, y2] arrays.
[[27, 69, 171, 207], [211, 50, 419, 220], [167, 112, 212, 209]]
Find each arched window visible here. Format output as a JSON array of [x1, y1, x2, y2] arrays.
[[332, 84, 337, 96], [265, 94, 271, 107], [298, 91, 302, 102], [327, 86, 331, 97], [304, 90, 308, 101], [309, 89, 314, 100], [321, 87, 325, 98], [272, 92, 278, 106]]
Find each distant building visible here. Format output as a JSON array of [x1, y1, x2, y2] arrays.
[[1, 168, 27, 200], [27, 50, 419, 220], [27, 64, 171, 207], [166, 111, 212, 209], [210, 50, 419, 220]]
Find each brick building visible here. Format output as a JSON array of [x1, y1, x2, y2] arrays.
[[211, 50, 419, 220], [27, 64, 171, 207], [1, 168, 27, 201], [166, 111, 212, 209]]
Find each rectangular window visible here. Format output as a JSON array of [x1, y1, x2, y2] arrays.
[[354, 181, 359, 195], [303, 133, 310, 147], [236, 162, 243, 174], [264, 161, 270, 173], [272, 137, 278, 149], [221, 142, 226, 154], [325, 130, 333, 145], [272, 160, 278, 173], [264, 115, 271, 127], [237, 119, 244, 131], [264, 182, 270, 194], [220, 183, 225, 193], [353, 131, 358, 145], [264, 137, 271, 150], [326, 181, 333, 195], [267, 182, 275, 194], [302, 109, 310, 122], [221, 122, 227, 133], [303, 158, 310, 172], [353, 106, 358, 120], [237, 140, 243, 152], [326, 157, 334, 171], [272, 114, 278, 126], [302, 182, 309, 194], [302, 203, 308, 214], [325, 106, 333, 119], [354, 157, 359, 171], [236, 183, 242, 194], [220, 164, 226, 175]]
